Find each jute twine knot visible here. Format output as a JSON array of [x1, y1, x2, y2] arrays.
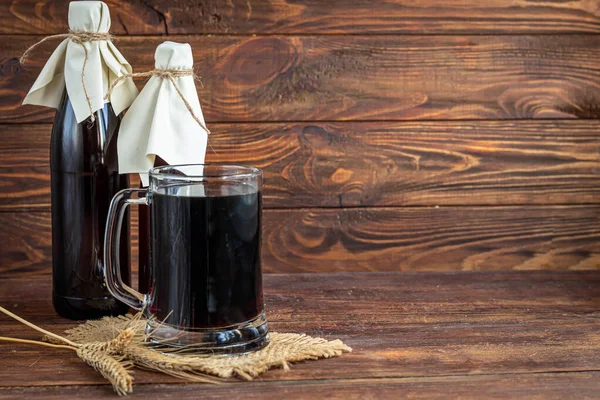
[[105, 68, 211, 134], [20, 30, 115, 123]]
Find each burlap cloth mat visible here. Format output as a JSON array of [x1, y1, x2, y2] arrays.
[[41, 313, 352, 396]]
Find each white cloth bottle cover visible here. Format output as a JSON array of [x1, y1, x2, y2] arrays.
[[117, 41, 209, 186], [22, 1, 138, 123]]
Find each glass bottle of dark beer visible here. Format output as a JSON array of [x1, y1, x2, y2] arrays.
[[50, 93, 131, 319], [22, 1, 138, 319]]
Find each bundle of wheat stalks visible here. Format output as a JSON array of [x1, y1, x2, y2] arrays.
[[0, 306, 351, 396]]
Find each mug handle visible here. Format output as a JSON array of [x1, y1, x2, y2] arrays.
[[103, 188, 148, 310]]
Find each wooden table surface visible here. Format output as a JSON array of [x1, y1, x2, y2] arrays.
[[1, 271, 600, 398]]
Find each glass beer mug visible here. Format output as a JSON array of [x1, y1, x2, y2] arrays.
[[103, 164, 269, 353]]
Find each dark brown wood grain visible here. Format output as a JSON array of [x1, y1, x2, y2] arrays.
[[1, 121, 599, 210], [265, 206, 600, 272], [1, 0, 599, 35], [2, 373, 600, 399], [0, 211, 138, 277], [2, 206, 598, 276], [2, 35, 599, 123], [1, 272, 600, 396], [1, 0, 599, 394]]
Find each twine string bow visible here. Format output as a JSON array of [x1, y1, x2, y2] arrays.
[[20, 30, 114, 123], [105, 69, 211, 134]]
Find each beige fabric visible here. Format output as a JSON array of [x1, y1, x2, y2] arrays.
[[117, 41, 209, 186], [105, 68, 209, 133], [22, 1, 137, 123]]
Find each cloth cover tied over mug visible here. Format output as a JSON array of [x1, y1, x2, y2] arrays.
[[22, 1, 138, 123]]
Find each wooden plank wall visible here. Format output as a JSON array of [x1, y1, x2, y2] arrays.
[[1, 0, 599, 276]]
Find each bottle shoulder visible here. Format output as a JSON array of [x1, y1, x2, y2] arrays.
[[51, 92, 122, 173]]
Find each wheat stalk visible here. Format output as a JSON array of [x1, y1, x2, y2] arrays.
[[123, 344, 220, 384], [77, 348, 134, 396], [0, 306, 134, 395], [2, 306, 353, 395]]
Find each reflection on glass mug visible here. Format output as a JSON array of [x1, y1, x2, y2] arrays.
[[103, 164, 269, 354]]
